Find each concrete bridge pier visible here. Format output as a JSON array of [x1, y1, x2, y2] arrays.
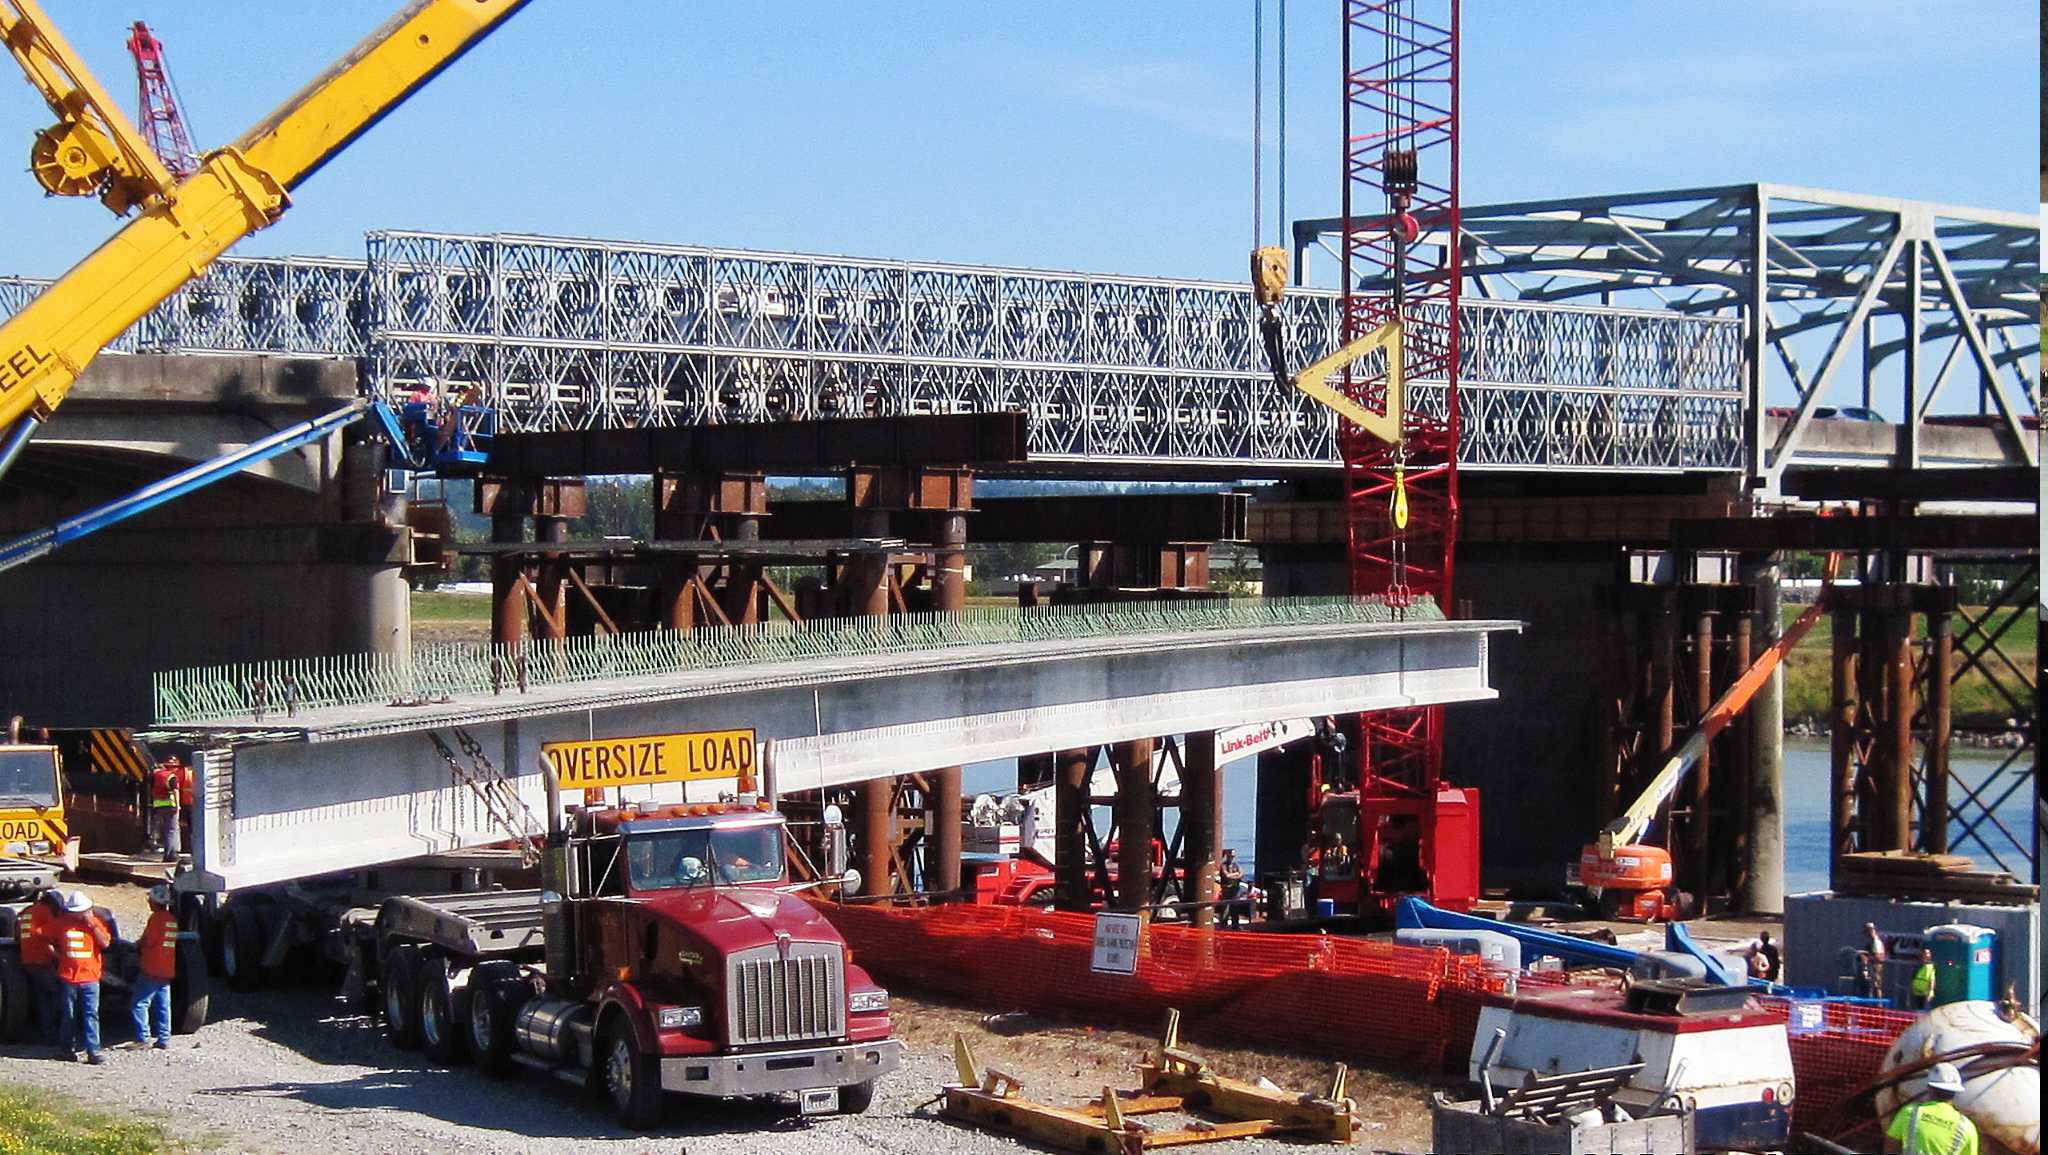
[[0, 355, 413, 727]]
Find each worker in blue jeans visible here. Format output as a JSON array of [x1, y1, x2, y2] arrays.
[[49, 890, 113, 1063], [128, 886, 180, 1050]]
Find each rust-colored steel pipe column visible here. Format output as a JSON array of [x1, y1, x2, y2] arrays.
[[1054, 748, 1094, 911], [1112, 739, 1156, 912], [531, 515, 570, 640], [1829, 602, 1858, 879], [925, 510, 968, 896], [1689, 609, 1716, 877], [1180, 731, 1221, 926], [1925, 606, 1953, 854], [849, 505, 894, 896], [1884, 605, 1916, 852], [490, 509, 525, 649], [856, 779, 892, 899]]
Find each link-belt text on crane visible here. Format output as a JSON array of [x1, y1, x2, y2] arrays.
[[0, 342, 52, 393], [543, 729, 756, 791]]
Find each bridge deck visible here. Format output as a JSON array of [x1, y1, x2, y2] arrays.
[[175, 612, 1516, 890]]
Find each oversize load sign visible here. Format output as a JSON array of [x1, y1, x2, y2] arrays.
[[544, 729, 756, 791], [1090, 912, 1143, 975]]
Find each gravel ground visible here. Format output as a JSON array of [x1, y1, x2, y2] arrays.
[[3, 885, 1436, 1154]]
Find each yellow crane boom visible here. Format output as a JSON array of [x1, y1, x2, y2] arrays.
[[0, 0, 527, 468]]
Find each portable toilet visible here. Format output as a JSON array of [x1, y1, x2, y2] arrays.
[[1924, 924, 1996, 1006]]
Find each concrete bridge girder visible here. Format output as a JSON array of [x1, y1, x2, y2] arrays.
[[183, 618, 1514, 891]]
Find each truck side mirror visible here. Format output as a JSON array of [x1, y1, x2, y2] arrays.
[[822, 803, 849, 877], [840, 868, 863, 897]]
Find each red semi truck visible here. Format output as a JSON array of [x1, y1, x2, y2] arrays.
[[362, 780, 899, 1127]]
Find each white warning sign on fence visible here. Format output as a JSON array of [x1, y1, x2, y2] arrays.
[[1090, 912, 1143, 975]]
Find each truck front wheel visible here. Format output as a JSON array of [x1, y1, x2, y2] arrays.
[[600, 1018, 665, 1130], [840, 1078, 877, 1115], [381, 945, 422, 1050]]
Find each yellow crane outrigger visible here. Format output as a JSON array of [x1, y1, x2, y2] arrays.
[[0, 0, 528, 477]]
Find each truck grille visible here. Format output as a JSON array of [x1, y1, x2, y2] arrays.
[[726, 941, 844, 1046]]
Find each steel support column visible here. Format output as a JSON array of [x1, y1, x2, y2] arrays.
[[926, 509, 968, 896], [1054, 747, 1094, 911], [1688, 608, 1716, 876], [1829, 602, 1858, 878], [1112, 738, 1156, 911], [1884, 603, 1916, 852], [1181, 729, 1221, 926], [1924, 605, 1952, 854], [1738, 555, 1783, 913]]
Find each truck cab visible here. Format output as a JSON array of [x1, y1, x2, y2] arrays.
[[0, 743, 72, 868], [375, 799, 901, 1129]]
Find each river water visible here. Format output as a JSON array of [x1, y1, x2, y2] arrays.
[[961, 737, 2037, 894]]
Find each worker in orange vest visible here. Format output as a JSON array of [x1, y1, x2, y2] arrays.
[[149, 756, 183, 863], [49, 890, 113, 1063], [174, 755, 196, 853], [129, 885, 179, 1050], [16, 889, 63, 1045]]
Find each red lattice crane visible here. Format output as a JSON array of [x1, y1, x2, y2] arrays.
[[1255, 0, 1468, 914], [125, 21, 200, 179], [1339, 0, 1460, 811]]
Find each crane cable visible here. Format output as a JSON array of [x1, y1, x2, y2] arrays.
[[1252, 0, 1263, 251]]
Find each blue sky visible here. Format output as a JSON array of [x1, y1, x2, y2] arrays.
[[0, 2, 2035, 282]]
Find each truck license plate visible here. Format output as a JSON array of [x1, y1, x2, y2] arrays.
[[799, 1088, 839, 1115]]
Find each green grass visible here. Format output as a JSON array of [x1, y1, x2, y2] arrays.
[[411, 590, 491, 622], [0, 1085, 197, 1155], [1779, 603, 2035, 727]]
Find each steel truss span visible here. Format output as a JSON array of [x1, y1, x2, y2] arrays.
[[357, 231, 1740, 472], [0, 238, 1742, 473]]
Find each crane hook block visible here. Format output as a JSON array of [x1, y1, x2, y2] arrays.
[[1391, 463, 1409, 530], [1251, 246, 1289, 308]]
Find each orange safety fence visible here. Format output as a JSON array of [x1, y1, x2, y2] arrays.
[[820, 900, 1506, 1071], [819, 901, 1917, 1137], [1758, 996, 1919, 1136]]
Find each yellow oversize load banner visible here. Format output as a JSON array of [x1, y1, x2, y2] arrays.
[[543, 729, 757, 791]]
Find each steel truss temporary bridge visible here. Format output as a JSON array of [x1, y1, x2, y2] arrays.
[[1296, 183, 2041, 484], [3, 234, 1744, 474]]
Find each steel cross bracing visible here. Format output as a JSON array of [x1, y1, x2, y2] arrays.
[[0, 237, 1743, 473], [1295, 183, 2041, 483]]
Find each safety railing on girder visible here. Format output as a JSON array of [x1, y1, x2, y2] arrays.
[[151, 594, 1437, 726]]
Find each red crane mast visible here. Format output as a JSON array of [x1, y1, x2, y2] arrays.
[[1338, 0, 1465, 906], [125, 21, 200, 179]]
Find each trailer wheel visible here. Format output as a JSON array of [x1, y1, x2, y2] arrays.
[[466, 961, 521, 1075], [0, 955, 29, 1042], [171, 935, 209, 1034], [840, 1078, 876, 1115], [381, 945, 422, 1050], [221, 904, 269, 992], [417, 956, 468, 1066], [600, 1017, 665, 1130]]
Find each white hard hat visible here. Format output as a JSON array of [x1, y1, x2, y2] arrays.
[[1925, 1062, 1966, 1095], [60, 890, 92, 913]]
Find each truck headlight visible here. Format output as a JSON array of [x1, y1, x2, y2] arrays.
[[27, 841, 50, 854], [2, 842, 25, 856], [848, 990, 889, 1014], [657, 1005, 703, 1030]]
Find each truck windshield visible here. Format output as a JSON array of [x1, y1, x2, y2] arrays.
[[0, 748, 58, 808], [625, 823, 782, 890]]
